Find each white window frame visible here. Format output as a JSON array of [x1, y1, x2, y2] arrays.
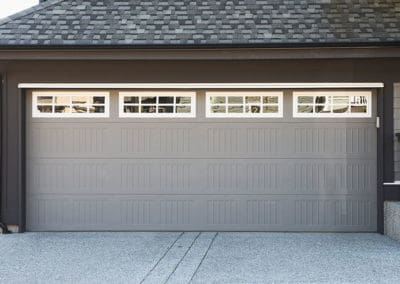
[[205, 91, 283, 118], [293, 91, 372, 118], [32, 91, 110, 118], [119, 91, 196, 118]]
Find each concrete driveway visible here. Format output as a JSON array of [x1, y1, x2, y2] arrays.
[[1, 232, 400, 283]]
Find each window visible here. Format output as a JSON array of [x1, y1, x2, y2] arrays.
[[119, 91, 196, 117], [32, 91, 109, 118], [293, 91, 372, 118], [206, 91, 283, 117]]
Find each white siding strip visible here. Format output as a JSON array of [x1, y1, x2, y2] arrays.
[[18, 83, 385, 89]]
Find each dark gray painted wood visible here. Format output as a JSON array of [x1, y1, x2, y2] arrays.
[[383, 185, 400, 200], [0, 73, 2, 224], [0, 58, 398, 231], [393, 84, 400, 179], [377, 88, 385, 234], [384, 83, 395, 183]]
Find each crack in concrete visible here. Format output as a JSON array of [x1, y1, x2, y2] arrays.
[[140, 232, 184, 284], [188, 232, 218, 284], [164, 232, 202, 284]]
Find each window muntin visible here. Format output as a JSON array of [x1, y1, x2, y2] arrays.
[[119, 91, 196, 117], [206, 91, 283, 117], [32, 92, 109, 117], [293, 91, 372, 117]]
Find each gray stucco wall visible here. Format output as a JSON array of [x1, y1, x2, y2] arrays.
[[384, 202, 400, 241], [394, 84, 400, 181]]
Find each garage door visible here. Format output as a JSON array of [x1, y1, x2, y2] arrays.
[[26, 89, 377, 231]]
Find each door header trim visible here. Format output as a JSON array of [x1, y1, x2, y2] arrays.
[[18, 83, 385, 89]]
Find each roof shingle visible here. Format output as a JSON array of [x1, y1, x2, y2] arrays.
[[0, 0, 399, 47]]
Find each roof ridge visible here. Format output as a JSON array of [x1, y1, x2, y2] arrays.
[[0, 0, 64, 26]]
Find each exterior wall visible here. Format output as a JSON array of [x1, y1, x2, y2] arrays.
[[384, 201, 400, 241], [394, 84, 400, 180], [0, 57, 399, 231]]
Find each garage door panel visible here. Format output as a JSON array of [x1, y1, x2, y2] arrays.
[[29, 123, 375, 159], [26, 194, 376, 231], [26, 91, 377, 231], [29, 126, 108, 155], [28, 158, 375, 196], [293, 125, 375, 155]]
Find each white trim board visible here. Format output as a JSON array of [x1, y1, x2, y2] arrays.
[[383, 182, 400, 186], [18, 83, 385, 89]]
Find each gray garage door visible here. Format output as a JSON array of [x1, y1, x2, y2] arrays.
[[26, 90, 377, 231]]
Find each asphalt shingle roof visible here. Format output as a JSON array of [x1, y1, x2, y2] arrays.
[[0, 0, 399, 47]]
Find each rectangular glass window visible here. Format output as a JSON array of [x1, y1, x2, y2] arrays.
[[32, 91, 109, 118], [293, 91, 372, 118], [119, 91, 196, 117], [206, 91, 283, 117]]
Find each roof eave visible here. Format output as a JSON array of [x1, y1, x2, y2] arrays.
[[0, 44, 400, 61], [0, 41, 400, 50]]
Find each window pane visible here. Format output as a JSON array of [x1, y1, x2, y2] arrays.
[[228, 96, 243, 104], [72, 105, 88, 113], [211, 105, 226, 113], [55, 96, 71, 105], [332, 96, 349, 105], [72, 96, 87, 104], [298, 96, 313, 104], [159, 96, 174, 104], [246, 105, 261, 113], [176, 106, 191, 113], [297, 105, 313, 113], [263, 96, 278, 104], [91, 96, 105, 104], [158, 106, 174, 113], [263, 106, 278, 113], [351, 105, 367, 113], [124, 96, 139, 104], [176, 96, 191, 104], [124, 106, 139, 113], [315, 96, 328, 104], [333, 105, 349, 113], [141, 105, 157, 113], [37, 105, 52, 113], [245, 96, 260, 103], [55, 106, 71, 113], [89, 106, 105, 113], [228, 106, 243, 113], [210, 96, 225, 104], [315, 104, 331, 113], [351, 96, 368, 105], [141, 97, 156, 104], [37, 96, 53, 104]]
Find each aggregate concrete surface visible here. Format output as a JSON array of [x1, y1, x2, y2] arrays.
[[1, 232, 400, 283]]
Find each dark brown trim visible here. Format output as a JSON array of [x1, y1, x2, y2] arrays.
[[18, 88, 26, 233], [0, 58, 396, 232], [384, 83, 395, 182], [0, 46, 400, 61], [377, 87, 385, 234], [0, 73, 2, 224], [0, 73, 10, 234], [383, 185, 400, 201]]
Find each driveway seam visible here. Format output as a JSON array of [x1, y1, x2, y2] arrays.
[[140, 232, 184, 284], [188, 232, 218, 284], [164, 232, 201, 284]]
